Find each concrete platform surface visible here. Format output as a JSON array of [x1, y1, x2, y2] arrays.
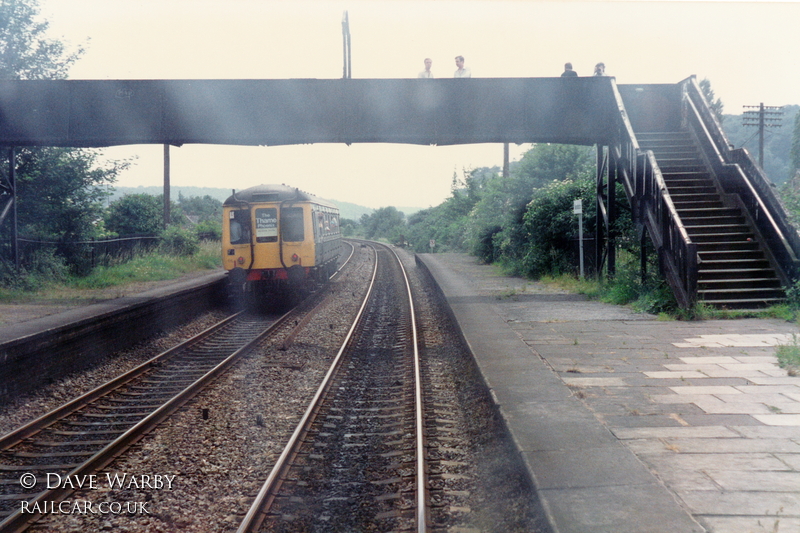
[[0, 271, 225, 344], [418, 253, 800, 533]]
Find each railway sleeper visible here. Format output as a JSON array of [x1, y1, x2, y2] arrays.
[[80, 412, 154, 418], [13, 450, 96, 458], [94, 403, 164, 410], [0, 462, 83, 471], [50, 429, 126, 436], [30, 440, 115, 447]]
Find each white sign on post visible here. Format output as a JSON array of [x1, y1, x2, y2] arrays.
[[574, 199, 584, 278]]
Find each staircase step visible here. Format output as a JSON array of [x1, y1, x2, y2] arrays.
[[661, 171, 712, 180], [677, 207, 742, 218], [698, 250, 766, 261], [685, 224, 752, 235], [690, 232, 755, 243], [699, 287, 786, 300], [663, 177, 716, 187], [657, 161, 707, 173], [698, 297, 785, 310], [695, 241, 760, 252], [699, 259, 772, 270], [672, 200, 726, 210], [639, 139, 696, 148], [698, 268, 776, 280], [683, 216, 746, 226], [698, 278, 782, 290], [644, 147, 699, 156], [669, 186, 719, 195]]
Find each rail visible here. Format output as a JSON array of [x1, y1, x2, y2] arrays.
[[0, 312, 286, 533], [236, 245, 379, 533], [237, 241, 429, 532], [682, 76, 800, 286], [609, 80, 698, 307]]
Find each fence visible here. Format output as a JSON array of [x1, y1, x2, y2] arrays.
[[15, 235, 160, 270]]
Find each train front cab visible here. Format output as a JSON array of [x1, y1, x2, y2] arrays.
[[223, 201, 338, 308]]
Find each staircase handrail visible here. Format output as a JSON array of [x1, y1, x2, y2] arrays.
[[683, 77, 800, 284], [610, 80, 698, 307]]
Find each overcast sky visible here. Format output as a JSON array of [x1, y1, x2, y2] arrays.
[[37, 0, 800, 209]]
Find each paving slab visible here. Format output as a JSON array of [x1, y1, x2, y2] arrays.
[[418, 252, 800, 533]]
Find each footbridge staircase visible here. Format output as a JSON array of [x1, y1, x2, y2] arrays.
[[609, 77, 800, 308]]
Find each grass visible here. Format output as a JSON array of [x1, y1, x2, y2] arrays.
[[0, 241, 222, 302], [538, 271, 796, 321], [776, 332, 800, 376]]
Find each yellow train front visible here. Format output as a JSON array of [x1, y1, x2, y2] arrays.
[[222, 184, 342, 307]]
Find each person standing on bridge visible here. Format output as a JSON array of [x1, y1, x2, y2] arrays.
[[454, 56, 471, 78], [593, 62, 606, 76], [418, 58, 433, 78], [561, 63, 578, 77]]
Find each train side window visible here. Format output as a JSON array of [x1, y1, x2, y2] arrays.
[[229, 209, 251, 244], [281, 207, 305, 242]]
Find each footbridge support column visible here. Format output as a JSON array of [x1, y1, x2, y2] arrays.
[[595, 144, 618, 280]]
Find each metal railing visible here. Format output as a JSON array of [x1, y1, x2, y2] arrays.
[[682, 76, 800, 287], [17, 235, 159, 267], [609, 80, 698, 307]]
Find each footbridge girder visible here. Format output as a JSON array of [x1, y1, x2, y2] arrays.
[[0, 77, 620, 148]]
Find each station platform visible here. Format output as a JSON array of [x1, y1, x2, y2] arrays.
[[417, 253, 800, 533], [0, 271, 225, 343], [0, 271, 226, 402]]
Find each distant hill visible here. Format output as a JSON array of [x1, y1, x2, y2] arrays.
[[108, 186, 421, 221]]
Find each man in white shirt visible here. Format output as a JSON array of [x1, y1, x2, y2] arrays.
[[454, 56, 471, 78], [418, 58, 433, 78]]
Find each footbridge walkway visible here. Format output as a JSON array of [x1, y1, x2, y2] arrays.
[[0, 76, 797, 308]]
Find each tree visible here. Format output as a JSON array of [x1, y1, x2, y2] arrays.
[[699, 78, 724, 123], [0, 0, 126, 276], [105, 194, 164, 236], [0, 0, 83, 80], [359, 206, 406, 241], [465, 144, 594, 263], [520, 176, 596, 278], [177, 193, 222, 223]]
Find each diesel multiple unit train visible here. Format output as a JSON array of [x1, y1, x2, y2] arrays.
[[222, 184, 342, 305]]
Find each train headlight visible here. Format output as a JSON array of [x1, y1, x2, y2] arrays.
[[237, 257, 245, 265], [291, 253, 299, 262]]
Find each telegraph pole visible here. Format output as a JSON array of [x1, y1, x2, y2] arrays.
[[743, 103, 783, 169], [503, 143, 509, 178], [163, 144, 171, 228], [342, 11, 352, 79]]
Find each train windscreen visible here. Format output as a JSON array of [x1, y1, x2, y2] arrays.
[[281, 207, 305, 242], [229, 209, 251, 244]]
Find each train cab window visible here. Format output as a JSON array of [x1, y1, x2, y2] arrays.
[[229, 209, 251, 244], [281, 207, 305, 242], [255, 208, 278, 243]]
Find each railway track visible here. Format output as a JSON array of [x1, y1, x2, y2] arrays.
[[0, 312, 290, 532], [238, 242, 429, 532], [0, 244, 358, 533]]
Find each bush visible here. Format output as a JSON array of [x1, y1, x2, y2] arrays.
[[0, 248, 70, 291], [195, 219, 222, 241], [786, 279, 800, 311], [519, 178, 595, 278], [159, 226, 199, 256]]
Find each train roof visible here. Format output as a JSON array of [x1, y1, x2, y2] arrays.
[[223, 184, 337, 209]]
